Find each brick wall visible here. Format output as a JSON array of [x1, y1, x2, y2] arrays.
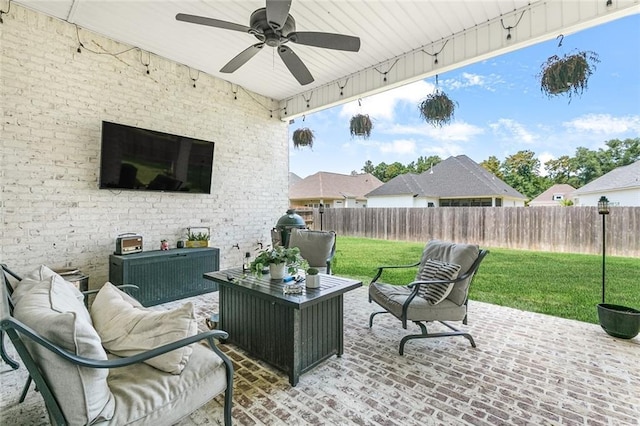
[[0, 4, 289, 284]]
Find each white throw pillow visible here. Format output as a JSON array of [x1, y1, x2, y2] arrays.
[[12, 274, 114, 424], [18, 264, 85, 305], [90, 282, 197, 374], [415, 259, 461, 305]]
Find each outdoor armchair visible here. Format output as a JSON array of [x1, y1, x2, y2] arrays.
[[1, 264, 234, 425], [288, 228, 337, 274], [368, 240, 488, 355]]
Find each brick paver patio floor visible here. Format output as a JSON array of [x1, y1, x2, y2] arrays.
[[2, 285, 638, 425]]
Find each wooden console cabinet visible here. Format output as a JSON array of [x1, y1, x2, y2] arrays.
[[109, 247, 219, 306]]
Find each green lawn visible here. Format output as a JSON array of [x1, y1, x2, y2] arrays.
[[331, 236, 640, 324]]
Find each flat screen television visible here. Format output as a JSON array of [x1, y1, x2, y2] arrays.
[[99, 121, 214, 194]]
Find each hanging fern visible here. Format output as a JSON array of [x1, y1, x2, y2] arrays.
[[418, 90, 457, 127], [539, 50, 600, 102], [349, 114, 373, 139], [292, 127, 315, 149]]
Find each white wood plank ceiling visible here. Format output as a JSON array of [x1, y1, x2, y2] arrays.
[[13, 0, 640, 119]]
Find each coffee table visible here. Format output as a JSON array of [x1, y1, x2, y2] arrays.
[[204, 268, 362, 386]]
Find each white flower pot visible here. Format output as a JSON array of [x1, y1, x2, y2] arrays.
[[306, 274, 320, 289], [269, 263, 286, 280]]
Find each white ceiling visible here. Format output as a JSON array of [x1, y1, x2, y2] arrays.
[[14, 0, 640, 119]]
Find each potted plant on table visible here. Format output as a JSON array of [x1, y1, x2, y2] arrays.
[[305, 267, 320, 289], [249, 246, 308, 280]]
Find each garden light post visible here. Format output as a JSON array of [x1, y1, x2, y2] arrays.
[[598, 196, 609, 304], [319, 204, 325, 231]]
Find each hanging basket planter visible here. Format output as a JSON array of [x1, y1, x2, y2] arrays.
[[349, 114, 373, 139], [292, 127, 315, 149], [539, 50, 599, 101], [418, 90, 457, 127]]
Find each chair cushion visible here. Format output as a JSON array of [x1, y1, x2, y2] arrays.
[[106, 342, 228, 425], [289, 229, 335, 269], [19, 264, 85, 305], [12, 273, 115, 425], [415, 259, 461, 304], [369, 283, 467, 322], [418, 240, 480, 305], [91, 282, 197, 374]]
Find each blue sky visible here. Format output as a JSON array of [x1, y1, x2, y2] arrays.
[[289, 13, 640, 179]]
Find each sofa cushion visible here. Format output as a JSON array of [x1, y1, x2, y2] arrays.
[[12, 274, 115, 425], [106, 342, 227, 425], [418, 240, 480, 305], [91, 282, 197, 374], [415, 259, 461, 304]]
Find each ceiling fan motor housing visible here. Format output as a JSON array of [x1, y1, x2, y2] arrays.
[[250, 8, 296, 47]]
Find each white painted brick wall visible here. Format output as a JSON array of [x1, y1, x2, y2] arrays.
[[1, 4, 290, 284]]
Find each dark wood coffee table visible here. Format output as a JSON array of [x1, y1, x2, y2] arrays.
[[204, 268, 362, 386]]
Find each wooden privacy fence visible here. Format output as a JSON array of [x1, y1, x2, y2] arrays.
[[310, 207, 640, 257]]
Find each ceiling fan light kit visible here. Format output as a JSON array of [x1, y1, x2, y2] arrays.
[[176, 0, 361, 85]]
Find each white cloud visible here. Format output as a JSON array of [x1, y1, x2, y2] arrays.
[[385, 121, 484, 142], [563, 114, 640, 134], [379, 139, 416, 155], [339, 80, 434, 121], [443, 72, 503, 91], [537, 151, 555, 176], [489, 118, 537, 144]]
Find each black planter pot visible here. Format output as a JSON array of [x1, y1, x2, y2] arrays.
[[597, 303, 640, 339]]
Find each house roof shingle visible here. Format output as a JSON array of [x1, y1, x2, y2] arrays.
[[366, 155, 526, 199], [289, 172, 383, 201], [573, 160, 640, 194], [528, 184, 576, 206]]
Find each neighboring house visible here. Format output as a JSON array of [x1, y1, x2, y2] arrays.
[[289, 172, 303, 188], [366, 155, 527, 207], [529, 184, 577, 206], [573, 160, 640, 206], [289, 172, 383, 208]]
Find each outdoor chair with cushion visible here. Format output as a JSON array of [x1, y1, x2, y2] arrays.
[[288, 228, 337, 274], [0, 264, 234, 425], [368, 240, 488, 355]]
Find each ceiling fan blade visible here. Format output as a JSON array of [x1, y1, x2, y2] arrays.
[[266, 0, 292, 30], [176, 13, 251, 33], [289, 32, 361, 52], [278, 45, 314, 85], [220, 43, 264, 73]]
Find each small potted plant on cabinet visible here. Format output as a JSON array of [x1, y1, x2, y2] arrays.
[[292, 128, 315, 149], [186, 229, 210, 248], [249, 246, 308, 280]]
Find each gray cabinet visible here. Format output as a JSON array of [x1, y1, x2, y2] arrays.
[[109, 248, 219, 306]]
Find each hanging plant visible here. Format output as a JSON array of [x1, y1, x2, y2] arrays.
[[349, 114, 373, 139], [539, 50, 599, 102], [418, 89, 457, 127], [292, 127, 315, 149]]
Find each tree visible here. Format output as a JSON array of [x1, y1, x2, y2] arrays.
[[361, 160, 375, 175], [544, 155, 580, 187], [480, 156, 504, 180], [415, 155, 442, 173], [500, 150, 546, 199]]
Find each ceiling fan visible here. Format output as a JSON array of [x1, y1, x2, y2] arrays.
[[176, 0, 361, 85]]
